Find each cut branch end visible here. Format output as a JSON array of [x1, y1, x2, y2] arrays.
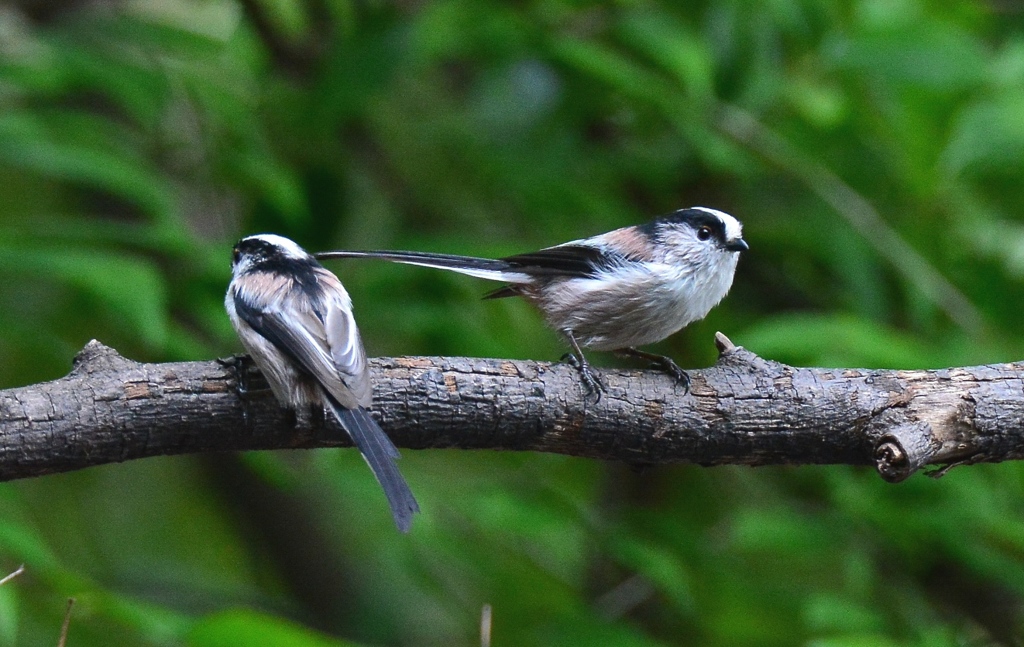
[[874, 422, 938, 482], [714, 332, 737, 355]]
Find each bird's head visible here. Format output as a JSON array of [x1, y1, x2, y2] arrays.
[[647, 207, 748, 265], [231, 234, 313, 276]]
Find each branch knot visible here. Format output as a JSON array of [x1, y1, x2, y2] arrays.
[[71, 340, 137, 375], [874, 422, 938, 483]]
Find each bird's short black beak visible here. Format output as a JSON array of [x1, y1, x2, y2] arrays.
[[724, 238, 749, 252]]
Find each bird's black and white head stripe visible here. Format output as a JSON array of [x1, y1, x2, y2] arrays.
[[232, 233, 308, 267], [640, 207, 747, 253]]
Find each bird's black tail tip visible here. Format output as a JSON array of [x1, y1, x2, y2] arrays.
[[393, 499, 422, 533], [326, 398, 421, 533]]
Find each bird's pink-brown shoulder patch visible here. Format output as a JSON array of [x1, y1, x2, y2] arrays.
[[599, 227, 658, 261], [238, 270, 294, 301]]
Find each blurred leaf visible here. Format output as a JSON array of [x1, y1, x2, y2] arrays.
[[728, 506, 833, 556], [188, 609, 361, 647], [828, 23, 986, 91], [942, 91, 1024, 177], [802, 594, 884, 634], [785, 78, 848, 129], [549, 37, 672, 105], [247, 0, 308, 41], [0, 494, 61, 573], [0, 112, 177, 223], [618, 10, 715, 104], [77, 589, 192, 644], [0, 244, 168, 348], [740, 313, 948, 368], [50, 39, 169, 128], [226, 149, 308, 225], [606, 534, 694, 613], [806, 637, 905, 647], [0, 580, 18, 647]]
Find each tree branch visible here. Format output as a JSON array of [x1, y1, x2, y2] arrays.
[[1, 334, 1021, 482]]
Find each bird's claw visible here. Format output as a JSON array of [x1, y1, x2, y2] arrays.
[[217, 354, 252, 395], [615, 348, 692, 394], [216, 354, 246, 369], [579, 365, 607, 401], [651, 357, 691, 394], [560, 353, 606, 400]]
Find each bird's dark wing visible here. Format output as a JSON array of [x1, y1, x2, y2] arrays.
[[481, 245, 626, 300], [231, 290, 309, 367], [500, 244, 624, 278], [232, 279, 364, 409], [482, 285, 521, 300]]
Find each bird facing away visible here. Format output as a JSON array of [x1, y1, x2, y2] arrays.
[[316, 207, 748, 395], [226, 234, 419, 532]]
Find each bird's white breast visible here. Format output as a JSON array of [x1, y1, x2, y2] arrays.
[[533, 251, 739, 350]]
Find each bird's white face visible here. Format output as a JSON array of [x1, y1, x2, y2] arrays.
[[655, 207, 746, 269], [691, 207, 744, 243]]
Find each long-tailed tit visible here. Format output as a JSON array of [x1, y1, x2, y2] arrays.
[[316, 207, 747, 395], [226, 234, 419, 532]]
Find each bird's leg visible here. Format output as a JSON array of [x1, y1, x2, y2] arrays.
[[560, 331, 606, 400], [217, 354, 257, 396], [615, 347, 690, 393]]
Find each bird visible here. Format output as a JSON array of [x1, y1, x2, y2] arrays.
[[225, 233, 419, 532], [315, 207, 747, 396]]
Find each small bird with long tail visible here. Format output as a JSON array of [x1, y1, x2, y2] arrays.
[[226, 234, 419, 532], [317, 207, 747, 396]]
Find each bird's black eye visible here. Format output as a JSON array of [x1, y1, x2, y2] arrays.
[[697, 226, 713, 241]]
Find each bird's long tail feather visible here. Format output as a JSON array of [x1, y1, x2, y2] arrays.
[[324, 394, 420, 532], [315, 250, 533, 284]]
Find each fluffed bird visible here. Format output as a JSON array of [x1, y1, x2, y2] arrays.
[[316, 207, 747, 395], [226, 234, 419, 532]]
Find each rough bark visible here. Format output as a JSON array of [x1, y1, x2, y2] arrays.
[[0, 334, 1021, 482]]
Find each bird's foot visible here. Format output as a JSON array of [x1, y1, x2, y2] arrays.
[[216, 354, 250, 372], [560, 352, 607, 401], [217, 354, 252, 395], [650, 356, 690, 394], [615, 348, 691, 394], [217, 354, 274, 397]]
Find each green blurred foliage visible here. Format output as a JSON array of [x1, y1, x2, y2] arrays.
[[1, 0, 1024, 644]]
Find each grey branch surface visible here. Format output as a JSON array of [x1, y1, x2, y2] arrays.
[[1, 334, 1022, 483]]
